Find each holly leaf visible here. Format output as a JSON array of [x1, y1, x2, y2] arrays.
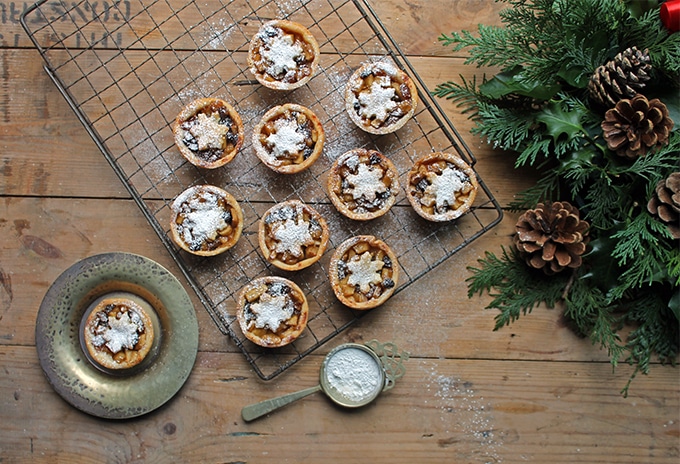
[[623, 0, 661, 18], [559, 146, 598, 171], [479, 66, 561, 100], [556, 60, 595, 88], [557, 63, 587, 88], [646, 83, 680, 129], [581, 234, 622, 295], [670, 290, 680, 322], [535, 102, 586, 143]]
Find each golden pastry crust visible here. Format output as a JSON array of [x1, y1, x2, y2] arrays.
[[247, 20, 320, 90], [345, 61, 418, 135], [327, 148, 400, 221], [170, 185, 243, 256], [252, 103, 325, 174], [82, 297, 154, 371], [237, 276, 309, 348], [172, 98, 244, 169], [258, 200, 329, 271], [406, 152, 478, 222], [329, 235, 399, 310]]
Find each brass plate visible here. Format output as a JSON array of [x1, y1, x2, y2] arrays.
[[36, 252, 199, 419]]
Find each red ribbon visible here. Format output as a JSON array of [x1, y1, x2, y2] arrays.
[[661, 0, 680, 32]]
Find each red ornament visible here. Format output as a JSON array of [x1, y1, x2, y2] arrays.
[[661, 0, 680, 32]]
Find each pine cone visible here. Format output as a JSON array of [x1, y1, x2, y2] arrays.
[[601, 94, 674, 159], [647, 172, 680, 239], [588, 47, 652, 108], [513, 202, 590, 275]]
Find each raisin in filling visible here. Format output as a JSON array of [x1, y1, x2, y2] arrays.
[[180, 103, 240, 163], [351, 67, 413, 127], [252, 26, 315, 83], [260, 111, 316, 165], [334, 151, 396, 215]]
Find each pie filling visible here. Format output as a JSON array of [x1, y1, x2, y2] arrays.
[[256, 106, 321, 168], [409, 157, 476, 218], [250, 22, 317, 85], [177, 101, 241, 164], [334, 239, 397, 305], [84, 299, 153, 369], [329, 149, 398, 218], [240, 278, 307, 346], [347, 62, 415, 131], [260, 201, 327, 268], [172, 187, 241, 254]]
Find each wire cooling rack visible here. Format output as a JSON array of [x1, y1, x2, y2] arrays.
[[22, 0, 503, 380]]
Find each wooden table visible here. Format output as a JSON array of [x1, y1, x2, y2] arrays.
[[1, 1, 678, 462]]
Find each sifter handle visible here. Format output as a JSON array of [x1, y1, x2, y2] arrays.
[[241, 385, 322, 422]]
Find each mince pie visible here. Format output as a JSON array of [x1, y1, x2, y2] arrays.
[[170, 184, 243, 256], [329, 235, 399, 310], [258, 200, 329, 271], [406, 152, 478, 222], [82, 297, 155, 372], [253, 103, 325, 174], [327, 148, 400, 221], [237, 276, 309, 348], [345, 61, 418, 135], [173, 98, 244, 169], [247, 20, 320, 90]]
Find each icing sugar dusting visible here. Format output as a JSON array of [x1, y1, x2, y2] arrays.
[[189, 112, 228, 150], [250, 292, 293, 331], [358, 75, 397, 123], [424, 368, 504, 463], [273, 217, 314, 258], [345, 162, 386, 202], [260, 28, 303, 77], [346, 251, 384, 292], [266, 117, 306, 162], [177, 191, 228, 247], [92, 308, 144, 353], [426, 166, 467, 210], [325, 347, 382, 402]]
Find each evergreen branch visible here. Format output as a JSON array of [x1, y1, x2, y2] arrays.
[[515, 136, 552, 167], [620, 291, 680, 396], [438, 25, 524, 69], [466, 246, 523, 296], [609, 212, 677, 298], [474, 102, 537, 152], [625, 9, 680, 75], [467, 246, 570, 330], [439, 0, 680, 395], [611, 212, 665, 268], [668, 251, 680, 287], [579, 171, 625, 231], [431, 76, 482, 118], [564, 276, 625, 362]]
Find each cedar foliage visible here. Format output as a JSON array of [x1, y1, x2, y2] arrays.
[[436, 0, 680, 395]]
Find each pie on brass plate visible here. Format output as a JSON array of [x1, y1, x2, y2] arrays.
[[35, 252, 199, 419]]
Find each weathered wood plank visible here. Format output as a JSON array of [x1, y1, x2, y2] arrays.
[[2, 0, 504, 56], [1, 345, 677, 463]]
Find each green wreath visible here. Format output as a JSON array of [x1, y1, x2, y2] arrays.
[[436, 0, 680, 396]]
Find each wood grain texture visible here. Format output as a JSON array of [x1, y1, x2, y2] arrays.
[[0, 0, 505, 54], [0, 1, 677, 463], [1, 346, 678, 463]]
